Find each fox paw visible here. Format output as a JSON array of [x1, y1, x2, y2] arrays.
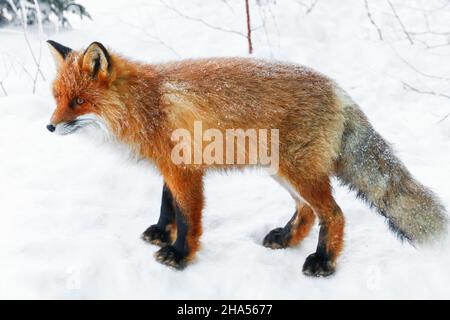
[[142, 225, 171, 246], [302, 253, 335, 277], [155, 245, 187, 269], [263, 227, 290, 249]]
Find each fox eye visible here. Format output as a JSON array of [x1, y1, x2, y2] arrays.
[[75, 97, 85, 105]]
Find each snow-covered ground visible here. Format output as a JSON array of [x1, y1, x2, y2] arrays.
[[1, 0, 450, 299]]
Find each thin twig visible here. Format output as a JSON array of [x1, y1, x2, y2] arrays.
[[15, 0, 46, 81], [296, 0, 319, 14], [5, 52, 35, 81], [437, 113, 450, 124], [424, 42, 450, 50], [409, 30, 450, 36], [0, 80, 7, 96], [305, 0, 319, 14], [388, 43, 450, 81], [256, 1, 279, 58], [117, 18, 181, 58], [148, 35, 181, 58], [401, 0, 450, 13], [32, 0, 45, 93], [220, 0, 235, 13], [161, 0, 247, 38], [386, 0, 414, 45], [364, 0, 383, 40], [245, 0, 253, 54], [266, 2, 281, 51], [402, 81, 450, 100]]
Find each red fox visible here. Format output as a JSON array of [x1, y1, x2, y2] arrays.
[[47, 40, 447, 277]]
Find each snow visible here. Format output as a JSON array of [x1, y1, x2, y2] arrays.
[[1, 0, 450, 299]]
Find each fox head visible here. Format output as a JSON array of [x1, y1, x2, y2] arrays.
[[47, 40, 116, 135]]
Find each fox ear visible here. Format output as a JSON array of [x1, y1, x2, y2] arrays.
[[82, 42, 112, 81], [47, 40, 72, 68]]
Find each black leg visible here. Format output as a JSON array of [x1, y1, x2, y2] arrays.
[[263, 204, 315, 249], [302, 223, 335, 277], [263, 210, 297, 249], [142, 184, 176, 246], [155, 204, 190, 269]]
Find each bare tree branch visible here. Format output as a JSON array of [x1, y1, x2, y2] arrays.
[[388, 43, 450, 81], [245, 0, 253, 54], [401, 0, 450, 13], [386, 0, 414, 45], [11, 0, 46, 83], [296, 0, 320, 15], [0, 80, 7, 96], [117, 18, 181, 58], [161, 0, 247, 38], [386, 1, 450, 50], [7, 53, 35, 81], [32, 0, 45, 93], [220, 0, 235, 13], [305, 0, 319, 15], [409, 30, 450, 36], [402, 81, 450, 100], [161, 0, 256, 54], [437, 113, 450, 124], [364, 0, 383, 40], [256, 0, 280, 58]]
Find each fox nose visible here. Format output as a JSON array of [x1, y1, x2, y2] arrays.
[[47, 124, 56, 132]]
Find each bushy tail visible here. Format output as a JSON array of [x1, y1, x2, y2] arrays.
[[335, 92, 447, 244]]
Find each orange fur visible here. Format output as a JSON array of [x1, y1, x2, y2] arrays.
[[158, 164, 204, 259], [288, 204, 316, 247], [49, 42, 348, 273]]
